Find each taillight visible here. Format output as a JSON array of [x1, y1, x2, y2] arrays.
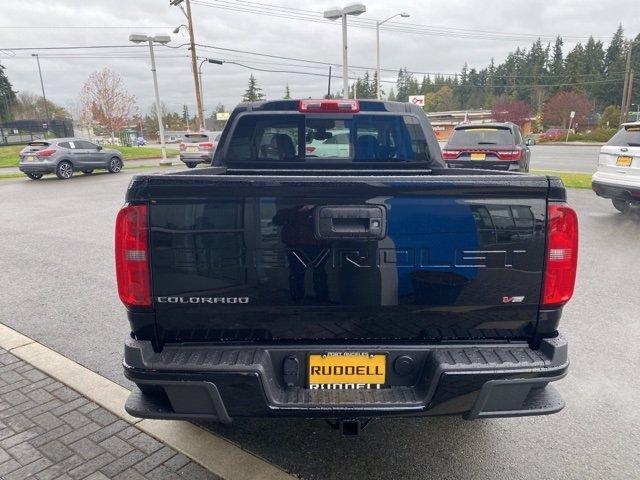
[[305, 146, 317, 153], [179, 143, 186, 151], [542, 203, 578, 308], [199, 142, 214, 150], [36, 148, 56, 157], [442, 150, 461, 160], [496, 149, 522, 161], [115, 204, 151, 307], [299, 99, 359, 113]]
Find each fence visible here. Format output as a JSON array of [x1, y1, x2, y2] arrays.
[[0, 117, 74, 145]]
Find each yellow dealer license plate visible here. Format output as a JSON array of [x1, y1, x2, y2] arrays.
[[187, 146, 198, 153], [470, 153, 486, 160], [308, 353, 386, 389], [26, 155, 34, 162], [616, 155, 633, 167]]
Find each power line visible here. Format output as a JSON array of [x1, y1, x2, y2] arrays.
[[191, 0, 606, 42], [196, 43, 627, 80]]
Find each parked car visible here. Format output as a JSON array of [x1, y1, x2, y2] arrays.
[[178, 131, 222, 168], [18, 138, 124, 180], [136, 137, 147, 146], [592, 121, 640, 213], [539, 128, 573, 142], [442, 122, 531, 172], [118, 99, 577, 434]]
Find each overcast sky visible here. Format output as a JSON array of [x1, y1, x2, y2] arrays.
[[1, 0, 639, 118]]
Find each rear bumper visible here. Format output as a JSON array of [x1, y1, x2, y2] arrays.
[[592, 179, 640, 200], [19, 163, 55, 174], [179, 153, 211, 164], [123, 334, 568, 423], [446, 160, 521, 171]]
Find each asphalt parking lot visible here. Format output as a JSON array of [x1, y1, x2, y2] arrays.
[[0, 160, 638, 479]]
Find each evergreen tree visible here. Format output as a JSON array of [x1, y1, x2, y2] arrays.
[[242, 74, 265, 102], [0, 63, 17, 121], [283, 84, 291, 99]]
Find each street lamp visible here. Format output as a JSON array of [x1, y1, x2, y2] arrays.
[[376, 12, 410, 99], [31, 54, 50, 133], [324, 3, 367, 99], [198, 58, 224, 123], [172, 24, 187, 34], [129, 33, 172, 165]]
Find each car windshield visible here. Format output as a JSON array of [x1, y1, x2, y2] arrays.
[[184, 134, 209, 142], [446, 127, 514, 148], [606, 126, 640, 147], [224, 113, 430, 164]]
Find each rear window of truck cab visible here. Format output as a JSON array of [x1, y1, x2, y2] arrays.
[[447, 126, 515, 148], [223, 113, 430, 164]]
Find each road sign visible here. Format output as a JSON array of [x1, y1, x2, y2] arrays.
[[216, 112, 230, 121], [42, 123, 48, 130], [409, 95, 425, 106], [570, 111, 575, 118]]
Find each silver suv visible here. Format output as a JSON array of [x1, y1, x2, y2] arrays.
[[18, 138, 124, 180], [179, 132, 222, 168]]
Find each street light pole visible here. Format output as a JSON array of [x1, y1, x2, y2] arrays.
[[130, 33, 172, 165], [197, 58, 224, 127], [341, 14, 349, 99], [324, 4, 366, 99], [147, 40, 168, 165], [31, 54, 50, 130], [376, 12, 410, 100]]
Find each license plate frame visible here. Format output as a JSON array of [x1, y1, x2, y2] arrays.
[[308, 352, 386, 388], [470, 152, 486, 160], [616, 155, 633, 167], [26, 155, 34, 162], [186, 146, 199, 153]]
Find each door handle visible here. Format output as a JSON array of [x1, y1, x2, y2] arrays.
[[315, 205, 387, 240]]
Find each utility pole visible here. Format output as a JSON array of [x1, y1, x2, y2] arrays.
[[31, 54, 50, 129], [327, 66, 332, 99], [621, 41, 633, 122], [625, 70, 634, 123], [171, 0, 204, 130]]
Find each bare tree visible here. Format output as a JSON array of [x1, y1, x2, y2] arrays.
[[11, 91, 68, 120], [80, 68, 137, 139]]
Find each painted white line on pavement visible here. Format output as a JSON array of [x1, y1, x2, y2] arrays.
[[0, 322, 296, 480]]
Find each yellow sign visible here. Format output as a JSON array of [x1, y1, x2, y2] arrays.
[[308, 353, 386, 386]]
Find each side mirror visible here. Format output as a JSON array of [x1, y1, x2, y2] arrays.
[[525, 139, 534, 146], [97, 145, 103, 151]]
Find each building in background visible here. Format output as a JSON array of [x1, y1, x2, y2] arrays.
[[427, 110, 534, 141]]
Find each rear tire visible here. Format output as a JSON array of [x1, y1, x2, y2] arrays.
[[82, 170, 93, 175], [55, 161, 74, 180], [25, 172, 43, 180], [612, 198, 631, 213], [186, 162, 197, 169], [108, 157, 123, 173]]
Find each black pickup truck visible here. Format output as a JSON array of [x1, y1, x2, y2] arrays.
[[118, 99, 578, 435]]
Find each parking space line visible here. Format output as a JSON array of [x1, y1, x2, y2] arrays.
[[0, 322, 296, 480]]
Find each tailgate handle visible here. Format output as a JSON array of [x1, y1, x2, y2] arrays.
[[315, 205, 386, 240]]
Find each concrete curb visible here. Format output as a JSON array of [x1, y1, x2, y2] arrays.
[[0, 323, 296, 480]]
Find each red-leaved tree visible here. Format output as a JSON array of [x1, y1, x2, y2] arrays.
[[80, 69, 137, 139], [491, 100, 532, 127], [543, 91, 594, 129]]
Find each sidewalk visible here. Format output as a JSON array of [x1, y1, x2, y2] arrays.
[[0, 158, 177, 176], [0, 346, 218, 480]]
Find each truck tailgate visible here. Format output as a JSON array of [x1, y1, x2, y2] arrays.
[[139, 174, 550, 344]]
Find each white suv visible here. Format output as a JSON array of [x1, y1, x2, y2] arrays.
[[592, 122, 640, 213]]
